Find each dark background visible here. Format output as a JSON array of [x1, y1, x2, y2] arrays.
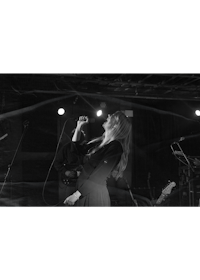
[[1, 74, 200, 206]]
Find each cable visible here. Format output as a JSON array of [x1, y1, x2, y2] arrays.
[[124, 177, 138, 206], [42, 118, 73, 206]]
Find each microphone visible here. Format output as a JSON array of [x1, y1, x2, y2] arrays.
[[179, 137, 185, 142], [71, 116, 94, 123], [172, 136, 185, 144]]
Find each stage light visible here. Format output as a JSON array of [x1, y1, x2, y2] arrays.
[[96, 109, 103, 117], [195, 110, 200, 116], [58, 108, 65, 115]]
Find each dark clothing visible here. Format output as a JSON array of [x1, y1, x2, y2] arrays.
[[107, 176, 128, 190], [72, 140, 123, 206], [54, 142, 83, 185], [54, 141, 85, 204]]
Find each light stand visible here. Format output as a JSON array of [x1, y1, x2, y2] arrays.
[[0, 121, 29, 195]]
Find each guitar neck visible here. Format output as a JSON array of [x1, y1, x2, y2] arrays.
[[156, 193, 167, 205], [155, 182, 176, 205]]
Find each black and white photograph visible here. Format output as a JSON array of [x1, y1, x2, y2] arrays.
[[1, 74, 200, 207]]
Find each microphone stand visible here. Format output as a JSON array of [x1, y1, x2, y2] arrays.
[[0, 122, 29, 195], [170, 142, 194, 172]]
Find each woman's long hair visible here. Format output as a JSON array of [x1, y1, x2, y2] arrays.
[[109, 111, 132, 179], [87, 111, 132, 179]]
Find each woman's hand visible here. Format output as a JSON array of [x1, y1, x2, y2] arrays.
[[63, 191, 81, 206], [72, 116, 88, 142], [77, 116, 89, 127]]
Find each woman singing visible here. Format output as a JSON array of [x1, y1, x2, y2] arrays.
[[64, 111, 132, 206]]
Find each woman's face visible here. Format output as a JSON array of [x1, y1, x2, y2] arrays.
[[102, 114, 114, 131]]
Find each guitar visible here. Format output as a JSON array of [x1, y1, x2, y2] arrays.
[[155, 181, 176, 205]]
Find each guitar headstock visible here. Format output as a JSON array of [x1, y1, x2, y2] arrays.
[[162, 181, 176, 195]]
